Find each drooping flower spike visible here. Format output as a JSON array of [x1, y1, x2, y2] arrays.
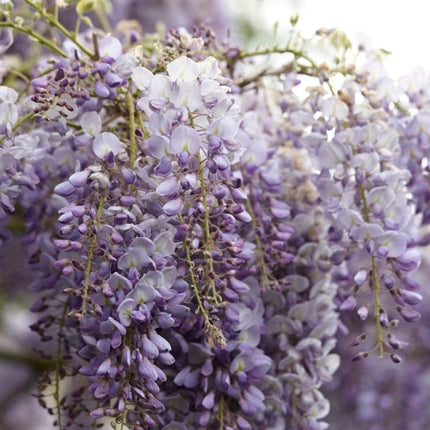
[[0, 2, 428, 429]]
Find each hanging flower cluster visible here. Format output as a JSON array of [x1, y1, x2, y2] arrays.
[[0, 2, 429, 430]]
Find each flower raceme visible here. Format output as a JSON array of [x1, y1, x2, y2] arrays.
[[0, 3, 428, 430]]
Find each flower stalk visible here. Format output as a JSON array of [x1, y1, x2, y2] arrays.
[[82, 194, 105, 315], [360, 185, 384, 357]]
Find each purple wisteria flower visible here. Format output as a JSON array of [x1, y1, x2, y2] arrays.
[[2, 3, 430, 430]]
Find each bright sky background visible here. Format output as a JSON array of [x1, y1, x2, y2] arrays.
[[232, 0, 430, 77]]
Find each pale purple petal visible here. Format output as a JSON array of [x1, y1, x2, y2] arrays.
[[378, 231, 408, 258], [54, 181, 75, 196], [163, 198, 183, 216], [170, 125, 201, 155], [98, 36, 122, 60], [340, 295, 356, 311], [93, 132, 122, 159], [132, 66, 153, 90], [117, 298, 137, 326], [68, 170, 89, 187], [167, 56, 200, 82], [156, 178, 178, 197], [80, 111, 102, 136]]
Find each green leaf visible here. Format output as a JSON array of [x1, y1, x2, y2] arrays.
[[273, 21, 279, 39], [329, 30, 352, 51], [76, 0, 95, 16], [96, 0, 112, 14], [290, 15, 299, 27], [82, 15, 93, 27]]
